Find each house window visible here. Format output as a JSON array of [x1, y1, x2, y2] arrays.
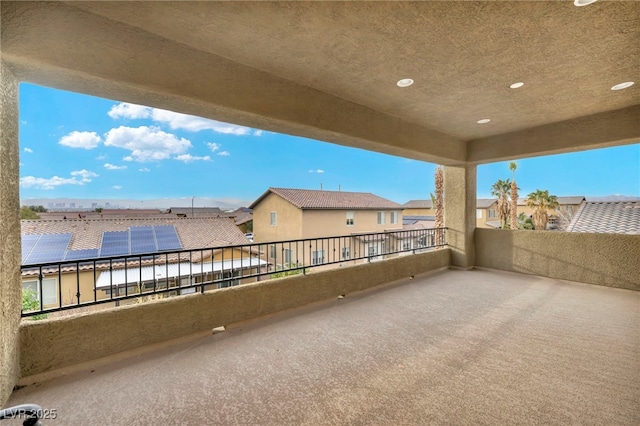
[[341, 247, 350, 260], [269, 245, 277, 259], [377, 211, 386, 225], [403, 241, 411, 251], [390, 211, 398, 224], [22, 278, 57, 308], [566, 206, 573, 213], [269, 211, 277, 226], [488, 209, 497, 218], [312, 250, 325, 265], [346, 211, 354, 226], [284, 249, 292, 265], [476, 209, 483, 219], [368, 245, 378, 256]]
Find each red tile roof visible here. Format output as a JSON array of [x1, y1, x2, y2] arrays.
[[250, 188, 401, 210]]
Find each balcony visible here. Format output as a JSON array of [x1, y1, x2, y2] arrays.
[[5, 266, 639, 424]]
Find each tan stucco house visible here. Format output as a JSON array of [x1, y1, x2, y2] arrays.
[[250, 187, 404, 267]]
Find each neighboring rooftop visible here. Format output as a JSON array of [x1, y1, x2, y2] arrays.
[[20, 217, 250, 263], [402, 200, 433, 209], [567, 202, 640, 234], [168, 207, 224, 216], [250, 188, 401, 210]]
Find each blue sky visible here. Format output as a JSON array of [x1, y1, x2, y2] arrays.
[[19, 83, 640, 207]]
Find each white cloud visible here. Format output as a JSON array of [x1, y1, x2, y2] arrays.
[[112, 185, 123, 190], [104, 163, 127, 170], [151, 109, 252, 135], [308, 169, 325, 174], [104, 126, 192, 162], [23, 147, 33, 153], [253, 129, 263, 136], [174, 154, 211, 163], [59, 131, 101, 149], [20, 169, 98, 190], [21, 120, 27, 125], [207, 142, 221, 152], [217, 151, 231, 157], [19, 162, 24, 167], [70, 169, 99, 183], [108, 103, 152, 120], [139, 167, 151, 172], [96, 154, 108, 160]]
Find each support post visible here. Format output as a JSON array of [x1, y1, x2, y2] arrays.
[[444, 165, 477, 269]]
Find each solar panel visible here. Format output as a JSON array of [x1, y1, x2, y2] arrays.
[[100, 231, 130, 257], [24, 233, 72, 265], [21, 234, 41, 263], [130, 226, 156, 254], [154, 225, 182, 250], [65, 249, 100, 261]]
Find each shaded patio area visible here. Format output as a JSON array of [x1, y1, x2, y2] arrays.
[[7, 269, 639, 425]]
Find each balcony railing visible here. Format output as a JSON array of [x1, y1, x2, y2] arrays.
[[20, 228, 446, 317]]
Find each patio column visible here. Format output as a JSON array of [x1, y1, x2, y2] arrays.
[[0, 61, 21, 405], [444, 164, 476, 269]]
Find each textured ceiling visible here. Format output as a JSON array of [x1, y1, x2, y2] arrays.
[[2, 1, 639, 164]]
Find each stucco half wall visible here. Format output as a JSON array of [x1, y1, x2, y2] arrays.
[[475, 229, 640, 291], [19, 249, 450, 379]]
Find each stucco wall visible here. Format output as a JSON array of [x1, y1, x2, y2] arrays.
[[0, 61, 21, 406], [302, 209, 402, 239], [19, 249, 450, 378], [253, 193, 302, 243], [475, 229, 640, 290]]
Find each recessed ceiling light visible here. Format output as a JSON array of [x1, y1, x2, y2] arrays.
[[477, 118, 491, 124], [611, 81, 634, 91], [396, 78, 414, 88], [574, 0, 598, 6], [510, 82, 524, 89]]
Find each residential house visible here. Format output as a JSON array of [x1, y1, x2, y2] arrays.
[[402, 199, 434, 216], [250, 188, 403, 267], [474, 196, 586, 229], [20, 217, 265, 311]]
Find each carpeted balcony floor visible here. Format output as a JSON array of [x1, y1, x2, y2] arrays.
[[6, 269, 639, 425]]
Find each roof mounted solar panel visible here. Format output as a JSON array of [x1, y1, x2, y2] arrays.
[[24, 233, 72, 265], [154, 225, 182, 251], [130, 226, 156, 254], [100, 231, 130, 257], [21, 234, 41, 263], [65, 249, 100, 261]]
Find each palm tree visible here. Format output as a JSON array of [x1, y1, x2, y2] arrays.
[[490, 178, 511, 228], [431, 165, 444, 246], [509, 162, 518, 230], [525, 189, 559, 230]]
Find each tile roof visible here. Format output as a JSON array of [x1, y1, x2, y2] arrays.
[[21, 217, 249, 251], [402, 200, 433, 209], [169, 207, 224, 215], [566, 202, 640, 234], [250, 188, 401, 210], [477, 199, 497, 208]]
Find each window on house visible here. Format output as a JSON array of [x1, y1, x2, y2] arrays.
[[312, 250, 325, 265], [22, 278, 57, 308], [390, 211, 398, 224], [488, 209, 497, 218], [284, 249, 292, 265], [566, 205, 574, 213], [377, 211, 386, 225], [270, 211, 277, 226], [341, 247, 350, 260], [270, 245, 277, 259], [368, 245, 378, 256], [403, 241, 411, 251], [346, 211, 354, 226], [476, 209, 483, 219]]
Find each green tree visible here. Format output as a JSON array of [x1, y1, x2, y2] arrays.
[[20, 206, 40, 219], [491, 179, 511, 228], [28, 205, 47, 212], [526, 189, 559, 230], [509, 162, 519, 230]]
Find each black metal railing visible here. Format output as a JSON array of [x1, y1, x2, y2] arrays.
[[20, 228, 446, 317]]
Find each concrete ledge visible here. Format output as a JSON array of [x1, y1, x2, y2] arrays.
[[19, 249, 450, 378], [475, 229, 640, 290]]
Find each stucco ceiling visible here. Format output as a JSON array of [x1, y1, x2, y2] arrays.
[[2, 1, 639, 164]]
